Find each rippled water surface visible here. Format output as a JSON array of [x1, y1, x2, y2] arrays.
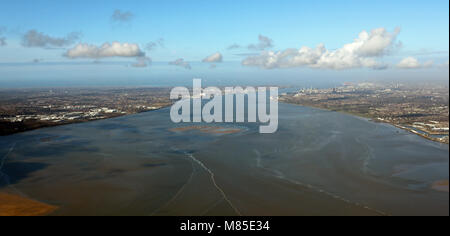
[[0, 103, 448, 215]]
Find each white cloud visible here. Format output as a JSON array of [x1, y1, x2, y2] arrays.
[[396, 57, 433, 69], [202, 52, 223, 63], [22, 30, 81, 48], [248, 35, 273, 50], [356, 27, 401, 56], [169, 58, 191, 70], [242, 27, 400, 70], [64, 42, 145, 59]]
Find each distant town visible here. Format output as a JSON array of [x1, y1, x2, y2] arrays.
[[280, 82, 449, 144], [1, 83, 449, 144], [0, 87, 172, 135]]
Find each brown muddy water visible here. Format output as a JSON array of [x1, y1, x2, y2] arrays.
[[0, 103, 448, 216]]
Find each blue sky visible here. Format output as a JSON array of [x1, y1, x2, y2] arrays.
[[0, 0, 448, 87]]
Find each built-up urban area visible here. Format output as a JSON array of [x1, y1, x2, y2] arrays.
[[0, 87, 172, 135], [280, 82, 449, 144]]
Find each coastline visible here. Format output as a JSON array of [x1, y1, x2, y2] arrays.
[[390, 123, 449, 144], [0, 106, 170, 216], [0, 106, 170, 137], [281, 101, 449, 145], [0, 113, 124, 136], [0, 100, 447, 216], [3, 101, 448, 145]]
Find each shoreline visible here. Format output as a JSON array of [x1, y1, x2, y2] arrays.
[[281, 102, 449, 145], [2, 101, 448, 145], [390, 123, 449, 144], [0, 106, 170, 137]]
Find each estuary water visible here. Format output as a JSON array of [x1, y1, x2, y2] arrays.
[[0, 103, 448, 216]]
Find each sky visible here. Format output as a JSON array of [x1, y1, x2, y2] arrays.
[[0, 0, 448, 88]]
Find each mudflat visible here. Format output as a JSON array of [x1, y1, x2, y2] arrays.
[[0, 192, 57, 216], [0, 104, 447, 216]]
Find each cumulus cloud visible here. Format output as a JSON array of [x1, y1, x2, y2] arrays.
[[111, 10, 134, 22], [64, 42, 148, 68], [22, 30, 81, 48], [169, 58, 191, 70], [202, 52, 223, 63], [396, 57, 419, 68], [227, 44, 240, 50], [242, 28, 400, 70], [248, 35, 274, 50], [356, 27, 401, 56], [396, 57, 433, 69], [64, 42, 145, 59]]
